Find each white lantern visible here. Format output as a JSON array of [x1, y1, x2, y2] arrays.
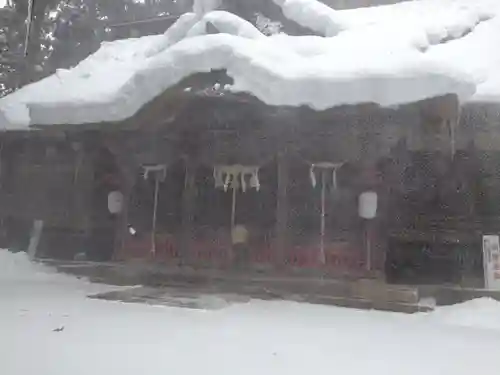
[[359, 191, 377, 219], [108, 190, 124, 214]]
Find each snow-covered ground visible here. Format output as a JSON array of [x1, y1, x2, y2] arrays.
[[2, 249, 500, 375]]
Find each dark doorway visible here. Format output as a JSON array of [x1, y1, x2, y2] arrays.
[[87, 147, 122, 261]]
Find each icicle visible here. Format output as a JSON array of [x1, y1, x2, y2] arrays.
[[449, 119, 456, 159], [215, 165, 261, 192], [241, 172, 247, 192], [250, 167, 260, 191], [143, 165, 166, 181], [231, 173, 240, 190], [213, 167, 224, 188], [223, 172, 231, 192], [333, 167, 338, 190], [310, 165, 317, 188]]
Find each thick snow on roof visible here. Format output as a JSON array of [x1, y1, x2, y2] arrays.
[[1, 0, 499, 130], [272, 0, 347, 36]]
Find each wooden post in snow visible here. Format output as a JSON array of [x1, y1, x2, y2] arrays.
[[27, 220, 44, 259]]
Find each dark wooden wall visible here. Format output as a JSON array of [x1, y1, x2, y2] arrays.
[[5, 89, 499, 273], [0, 134, 93, 229]]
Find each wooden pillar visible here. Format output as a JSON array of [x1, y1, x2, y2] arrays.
[[181, 158, 196, 264], [102, 135, 139, 261], [113, 173, 135, 261], [465, 141, 479, 219], [275, 152, 289, 267], [359, 160, 379, 274], [71, 142, 89, 231]]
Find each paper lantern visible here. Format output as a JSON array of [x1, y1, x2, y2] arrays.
[[359, 191, 377, 219], [108, 190, 124, 214]]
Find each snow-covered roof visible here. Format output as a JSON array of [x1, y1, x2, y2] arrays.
[[1, 0, 499, 130]]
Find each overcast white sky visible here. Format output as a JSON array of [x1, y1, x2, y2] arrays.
[[0, 0, 7, 9]]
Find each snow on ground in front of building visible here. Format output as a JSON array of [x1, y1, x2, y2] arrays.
[[5, 0, 500, 128], [1, 249, 500, 375], [422, 297, 500, 331]]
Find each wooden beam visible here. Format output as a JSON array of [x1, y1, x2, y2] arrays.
[[71, 142, 92, 232], [275, 152, 289, 267], [181, 157, 196, 264], [113, 173, 136, 261]]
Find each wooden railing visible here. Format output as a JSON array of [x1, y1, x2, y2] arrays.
[[120, 229, 366, 274]]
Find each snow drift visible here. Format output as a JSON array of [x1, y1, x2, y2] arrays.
[[2, 0, 500, 130], [0, 249, 86, 284], [0, 249, 55, 282], [424, 297, 500, 331], [0, 249, 122, 296], [2, 247, 500, 375]]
